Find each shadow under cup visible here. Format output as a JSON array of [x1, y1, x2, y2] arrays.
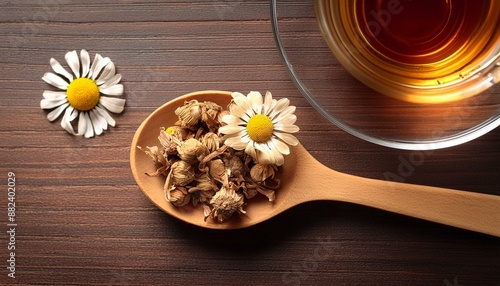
[[271, 0, 500, 150]]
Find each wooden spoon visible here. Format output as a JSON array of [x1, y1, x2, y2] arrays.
[[130, 90, 500, 236]]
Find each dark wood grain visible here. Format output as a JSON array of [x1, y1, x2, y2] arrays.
[[1, 1, 499, 285]]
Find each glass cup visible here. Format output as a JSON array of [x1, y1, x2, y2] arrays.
[[315, 0, 500, 104], [271, 0, 500, 150]]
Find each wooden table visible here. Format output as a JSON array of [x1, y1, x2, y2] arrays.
[[1, 1, 499, 285]]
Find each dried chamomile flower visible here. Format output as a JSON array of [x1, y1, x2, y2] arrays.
[[223, 155, 246, 177], [189, 173, 217, 206], [200, 132, 221, 153], [208, 183, 245, 223], [175, 99, 202, 128], [242, 187, 258, 200], [137, 145, 170, 177], [207, 159, 226, 184], [170, 160, 195, 186], [158, 128, 180, 155], [165, 125, 189, 141], [177, 138, 209, 165], [167, 186, 191, 207], [250, 164, 277, 182], [200, 101, 222, 131], [194, 173, 217, 192]]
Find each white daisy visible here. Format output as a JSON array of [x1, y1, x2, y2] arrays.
[[41, 49, 125, 138], [219, 91, 299, 166]]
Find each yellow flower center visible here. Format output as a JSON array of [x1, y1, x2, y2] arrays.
[[246, 114, 274, 143], [166, 127, 175, 135], [66, 78, 100, 111]]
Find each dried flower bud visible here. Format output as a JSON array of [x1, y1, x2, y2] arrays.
[[175, 100, 202, 128], [158, 128, 180, 155], [209, 183, 245, 223], [137, 145, 171, 177], [243, 187, 258, 199], [208, 159, 226, 183], [250, 164, 277, 182], [195, 173, 217, 192], [137, 145, 163, 164], [167, 186, 191, 207], [177, 138, 209, 164], [170, 160, 195, 186], [223, 156, 246, 176], [200, 132, 221, 153], [201, 101, 222, 131], [165, 126, 189, 141]]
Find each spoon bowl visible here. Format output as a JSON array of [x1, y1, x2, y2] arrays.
[[130, 91, 500, 236]]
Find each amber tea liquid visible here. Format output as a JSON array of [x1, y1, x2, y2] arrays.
[[315, 0, 500, 103], [357, 0, 488, 64]]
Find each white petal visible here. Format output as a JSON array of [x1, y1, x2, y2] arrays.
[[280, 105, 296, 117], [231, 92, 245, 100], [42, 72, 69, 90], [221, 114, 243, 125], [228, 103, 251, 122], [257, 142, 284, 166], [60, 107, 78, 135], [89, 110, 103, 135], [274, 123, 299, 133], [274, 98, 290, 112], [99, 74, 121, 89], [92, 109, 108, 131], [263, 91, 273, 114], [50, 58, 73, 82], [224, 136, 249, 150], [218, 125, 243, 135], [99, 96, 126, 113], [90, 54, 111, 80], [82, 112, 94, 138], [245, 143, 257, 160], [95, 105, 116, 126], [268, 99, 290, 120], [43, 90, 67, 101], [46, 102, 69, 121], [270, 149, 285, 166], [271, 138, 290, 155], [80, 49, 91, 78], [254, 142, 270, 154], [247, 91, 263, 113], [254, 143, 275, 165], [40, 98, 67, 109], [274, 132, 299, 146], [100, 83, 123, 96], [88, 54, 100, 79], [68, 106, 78, 121], [77, 111, 87, 136], [232, 94, 252, 114], [273, 114, 297, 126], [65, 50, 80, 78], [270, 106, 295, 121], [96, 62, 116, 84]]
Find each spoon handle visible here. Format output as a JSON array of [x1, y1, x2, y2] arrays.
[[329, 171, 500, 237], [293, 150, 500, 237]]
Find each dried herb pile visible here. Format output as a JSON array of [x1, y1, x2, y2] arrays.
[[138, 99, 282, 223]]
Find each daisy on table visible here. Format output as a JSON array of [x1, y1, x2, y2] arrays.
[[41, 49, 125, 138], [219, 91, 299, 166]]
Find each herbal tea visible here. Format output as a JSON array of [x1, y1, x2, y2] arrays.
[[356, 0, 489, 64], [315, 0, 500, 103]]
